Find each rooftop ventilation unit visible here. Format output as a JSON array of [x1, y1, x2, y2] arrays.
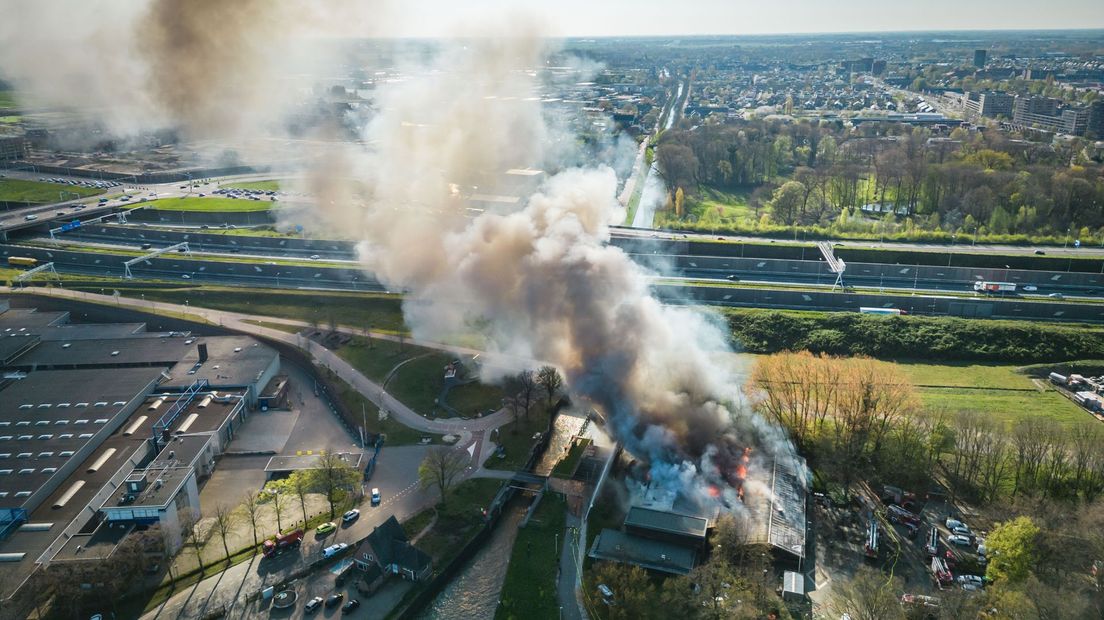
[[123, 416, 148, 437], [86, 448, 116, 473], [176, 413, 199, 434], [52, 480, 85, 509]]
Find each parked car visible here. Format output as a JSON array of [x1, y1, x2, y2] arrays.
[[341, 599, 361, 614], [948, 534, 972, 546], [316, 522, 336, 535], [945, 518, 965, 530], [305, 596, 324, 613], [957, 574, 985, 588], [371, 488, 381, 506], [952, 525, 975, 542], [342, 509, 360, 524], [325, 593, 344, 608], [322, 543, 348, 558]]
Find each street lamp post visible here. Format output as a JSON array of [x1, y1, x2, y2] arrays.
[[948, 235, 956, 267]]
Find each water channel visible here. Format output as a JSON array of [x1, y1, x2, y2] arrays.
[[419, 410, 586, 618]]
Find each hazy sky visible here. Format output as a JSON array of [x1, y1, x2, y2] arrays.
[[378, 0, 1104, 37]]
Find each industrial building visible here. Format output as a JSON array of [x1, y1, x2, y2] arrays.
[[0, 298, 281, 609]]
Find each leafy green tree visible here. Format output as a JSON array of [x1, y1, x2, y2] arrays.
[[986, 516, 1040, 584], [769, 181, 805, 225]]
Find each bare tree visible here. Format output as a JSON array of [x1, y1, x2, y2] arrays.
[[241, 490, 261, 548], [290, 471, 311, 525], [271, 490, 289, 532], [502, 393, 523, 433], [212, 503, 238, 561], [180, 512, 205, 575], [516, 370, 538, 423], [831, 565, 905, 620], [536, 366, 563, 409], [418, 448, 469, 507]]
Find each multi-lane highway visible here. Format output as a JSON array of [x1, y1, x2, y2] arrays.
[[28, 222, 1104, 299], [5, 174, 1104, 321]]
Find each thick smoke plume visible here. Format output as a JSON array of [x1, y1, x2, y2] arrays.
[[0, 0, 367, 143], [311, 18, 793, 503]]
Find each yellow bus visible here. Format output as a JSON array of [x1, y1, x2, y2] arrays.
[[7, 257, 38, 267]]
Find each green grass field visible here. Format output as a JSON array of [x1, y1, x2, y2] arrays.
[[496, 492, 567, 620], [446, 380, 505, 417], [485, 406, 553, 470], [0, 115, 20, 124], [655, 186, 759, 229], [893, 361, 1093, 429], [223, 180, 281, 192], [0, 91, 16, 110], [100, 286, 408, 333], [0, 179, 102, 203], [337, 338, 435, 383], [328, 373, 429, 445], [149, 196, 275, 212]]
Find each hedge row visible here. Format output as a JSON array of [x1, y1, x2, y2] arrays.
[[724, 309, 1104, 363]]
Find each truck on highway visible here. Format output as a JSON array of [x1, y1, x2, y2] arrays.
[[7, 257, 38, 267], [859, 307, 907, 315], [262, 529, 303, 558], [973, 281, 1017, 294]]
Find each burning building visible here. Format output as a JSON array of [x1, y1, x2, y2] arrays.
[[589, 442, 807, 575]]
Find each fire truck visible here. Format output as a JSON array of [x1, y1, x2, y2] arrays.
[[262, 529, 304, 558], [886, 504, 921, 527], [925, 526, 940, 556], [864, 520, 879, 559], [931, 556, 954, 588]]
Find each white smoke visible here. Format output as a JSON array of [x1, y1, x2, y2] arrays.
[[306, 17, 792, 504]]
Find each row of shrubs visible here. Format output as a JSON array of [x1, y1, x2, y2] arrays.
[[724, 308, 1104, 363]]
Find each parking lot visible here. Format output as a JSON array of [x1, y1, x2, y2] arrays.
[[197, 362, 362, 517], [809, 484, 991, 615]]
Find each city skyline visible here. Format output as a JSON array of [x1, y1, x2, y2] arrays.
[[375, 0, 1104, 38]]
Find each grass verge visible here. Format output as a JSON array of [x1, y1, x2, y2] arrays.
[[150, 196, 276, 212], [100, 286, 407, 333], [552, 438, 592, 478], [496, 492, 567, 620], [224, 180, 281, 191], [0, 179, 101, 203], [415, 478, 503, 566]]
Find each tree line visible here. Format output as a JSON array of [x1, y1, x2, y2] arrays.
[[749, 351, 1104, 503], [655, 116, 1104, 242]]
